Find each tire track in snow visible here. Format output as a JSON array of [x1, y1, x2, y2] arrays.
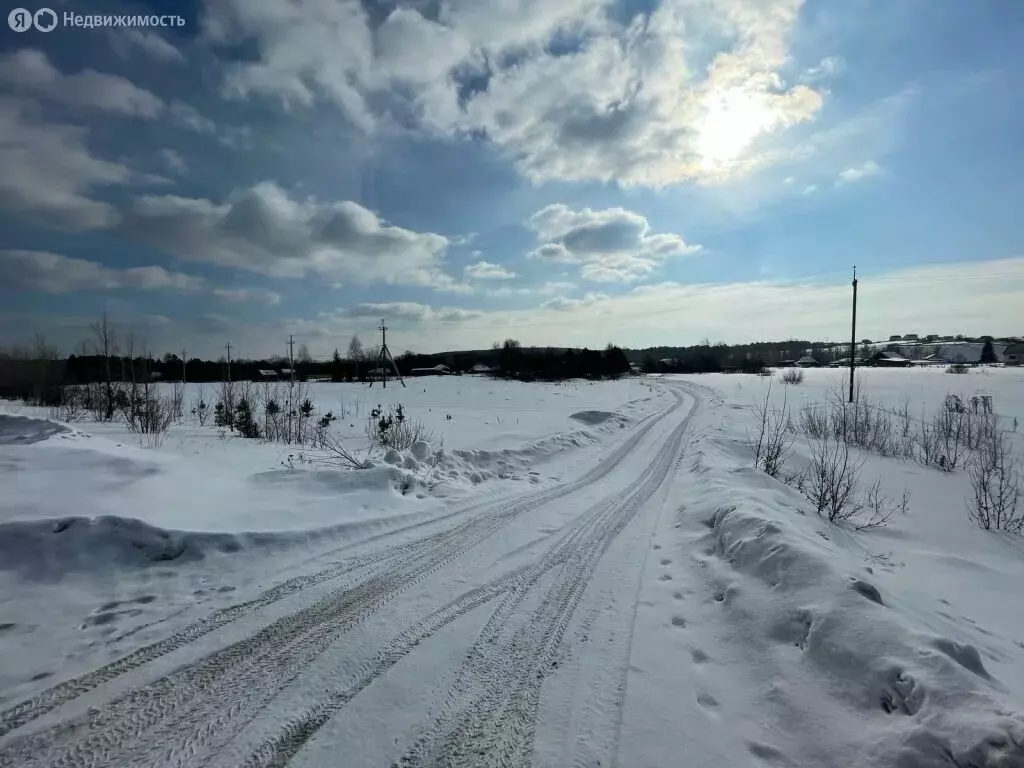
[[0, 395, 681, 767], [237, 388, 699, 768]]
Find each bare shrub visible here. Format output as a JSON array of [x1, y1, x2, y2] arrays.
[[781, 367, 804, 385], [804, 433, 865, 523], [191, 384, 210, 426], [858, 480, 911, 531], [966, 430, 1022, 532], [170, 382, 185, 422], [748, 379, 792, 478], [946, 363, 969, 375], [799, 404, 830, 441], [797, 432, 909, 529], [310, 430, 367, 470], [48, 385, 86, 423], [367, 403, 432, 451]]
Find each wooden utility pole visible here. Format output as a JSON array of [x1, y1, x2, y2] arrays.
[[287, 335, 296, 387], [225, 341, 233, 384], [369, 320, 405, 389], [849, 267, 858, 403], [181, 348, 187, 384]]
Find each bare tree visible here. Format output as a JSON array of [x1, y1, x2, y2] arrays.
[[347, 334, 364, 361], [89, 310, 119, 420]]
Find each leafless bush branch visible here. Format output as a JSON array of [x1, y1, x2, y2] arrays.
[[966, 429, 1022, 532], [748, 379, 792, 478], [804, 433, 865, 523], [781, 367, 804, 385]]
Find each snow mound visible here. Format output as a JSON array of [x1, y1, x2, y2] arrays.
[[679, 427, 1024, 768], [0, 515, 375, 581], [569, 410, 618, 425], [0, 415, 70, 445]]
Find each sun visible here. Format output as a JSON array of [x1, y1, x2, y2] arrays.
[[695, 87, 776, 168]]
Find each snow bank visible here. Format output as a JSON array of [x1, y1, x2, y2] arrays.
[[676, 386, 1024, 767]]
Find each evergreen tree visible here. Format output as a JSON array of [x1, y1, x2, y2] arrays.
[[980, 339, 997, 364]]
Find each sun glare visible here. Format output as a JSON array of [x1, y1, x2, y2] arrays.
[[696, 87, 775, 167]]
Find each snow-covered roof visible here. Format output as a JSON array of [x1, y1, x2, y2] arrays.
[[257, 369, 277, 376]]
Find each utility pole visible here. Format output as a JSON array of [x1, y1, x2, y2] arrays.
[[225, 341, 233, 384], [849, 267, 858, 403], [287, 335, 296, 387], [369, 319, 405, 389], [181, 348, 187, 384]]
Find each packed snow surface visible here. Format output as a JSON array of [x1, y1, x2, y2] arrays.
[[0, 369, 1022, 767]]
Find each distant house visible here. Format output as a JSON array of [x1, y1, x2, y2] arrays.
[[1005, 343, 1024, 366], [257, 369, 279, 381], [903, 333, 919, 341], [796, 355, 820, 368], [411, 364, 451, 376], [889, 335, 903, 342], [470, 363, 494, 374], [279, 368, 295, 378], [870, 351, 912, 368]]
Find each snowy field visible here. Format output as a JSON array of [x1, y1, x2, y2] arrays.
[[1, 370, 1023, 767]]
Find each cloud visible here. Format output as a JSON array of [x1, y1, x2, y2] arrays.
[[0, 97, 131, 229], [118, 181, 463, 290], [527, 203, 701, 282], [170, 101, 218, 134], [340, 302, 484, 323], [0, 250, 205, 293], [837, 160, 881, 185], [464, 260, 517, 280], [114, 30, 186, 63], [801, 56, 845, 83], [212, 286, 282, 305], [158, 148, 188, 175], [0, 49, 164, 118], [199, 0, 826, 188], [801, 184, 818, 195]]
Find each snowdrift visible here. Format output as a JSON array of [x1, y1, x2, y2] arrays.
[[678, 396, 1024, 767], [0, 515, 376, 581]]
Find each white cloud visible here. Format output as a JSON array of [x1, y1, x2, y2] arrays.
[[10, 258, 1023, 359], [199, 0, 827, 188], [837, 160, 881, 185], [527, 203, 701, 282], [112, 30, 185, 63], [801, 184, 818, 195], [0, 97, 130, 229], [464, 260, 517, 280], [0, 250, 205, 293], [118, 181, 463, 290], [340, 302, 484, 323], [158, 148, 188, 175], [212, 286, 282, 305], [801, 56, 844, 83], [0, 49, 165, 118]]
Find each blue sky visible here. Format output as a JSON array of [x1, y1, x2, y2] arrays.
[[2, 0, 1023, 358]]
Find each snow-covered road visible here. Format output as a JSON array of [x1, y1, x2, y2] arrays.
[[0, 383, 703, 768]]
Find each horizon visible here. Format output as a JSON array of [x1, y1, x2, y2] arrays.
[[3, 1, 1023, 358]]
